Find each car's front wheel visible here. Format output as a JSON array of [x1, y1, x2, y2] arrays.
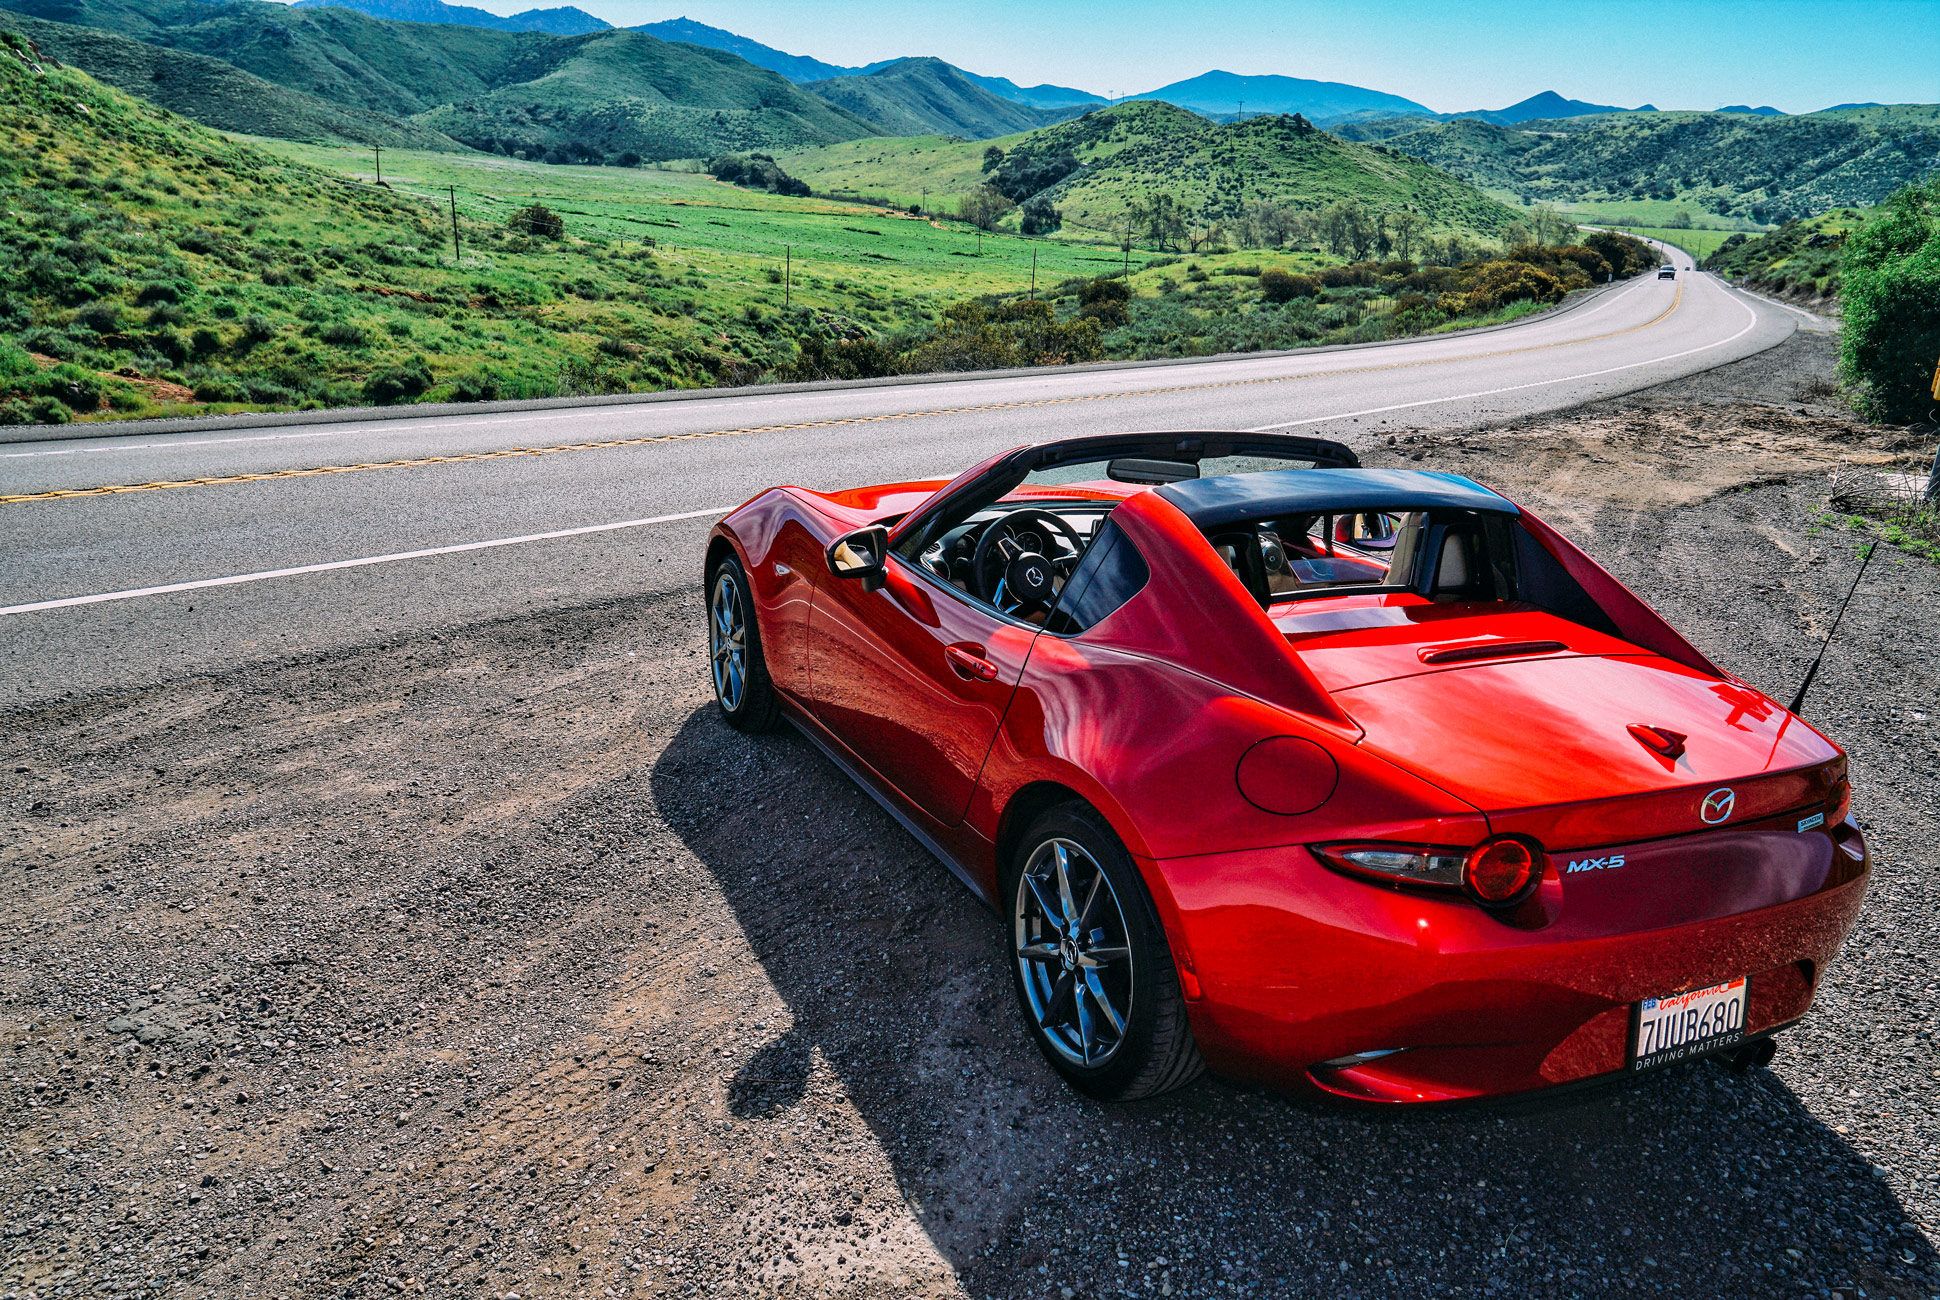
[[707, 555, 779, 733], [1004, 804, 1204, 1101]]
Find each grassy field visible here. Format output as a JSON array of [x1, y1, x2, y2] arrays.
[[264, 141, 1157, 308], [1605, 226, 1740, 260]]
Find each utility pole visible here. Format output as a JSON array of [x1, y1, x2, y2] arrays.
[[1030, 247, 1037, 301], [976, 231, 983, 257], [447, 186, 461, 261], [374, 144, 382, 185], [784, 244, 791, 309]]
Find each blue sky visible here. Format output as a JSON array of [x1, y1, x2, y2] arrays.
[[506, 0, 1937, 113]]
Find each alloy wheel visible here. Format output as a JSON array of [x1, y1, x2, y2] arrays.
[[1014, 837, 1135, 1068], [709, 568, 748, 712]]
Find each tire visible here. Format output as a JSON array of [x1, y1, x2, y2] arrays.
[[706, 554, 780, 734], [1003, 803, 1204, 1101]]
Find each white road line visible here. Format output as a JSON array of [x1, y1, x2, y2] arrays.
[[0, 507, 728, 618], [1246, 279, 1764, 433]]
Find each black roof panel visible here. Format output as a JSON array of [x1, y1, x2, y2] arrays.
[[1157, 467, 1516, 528]]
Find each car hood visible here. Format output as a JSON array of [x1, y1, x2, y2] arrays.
[[1332, 650, 1843, 848]]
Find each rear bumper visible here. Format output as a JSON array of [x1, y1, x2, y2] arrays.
[[1149, 817, 1869, 1103]]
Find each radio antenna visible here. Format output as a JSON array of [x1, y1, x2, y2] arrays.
[[1788, 540, 1880, 716]]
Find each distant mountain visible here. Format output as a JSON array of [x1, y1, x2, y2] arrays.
[[956, 69, 1100, 110], [291, 0, 609, 35], [641, 16, 1103, 110], [1455, 90, 1651, 124], [4, 10, 460, 145], [1823, 102, 1881, 111], [1125, 69, 1431, 125], [633, 15, 850, 83], [1717, 104, 1784, 115], [808, 57, 1057, 139]]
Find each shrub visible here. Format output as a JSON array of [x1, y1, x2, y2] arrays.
[[135, 279, 192, 306], [1839, 177, 1940, 423], [509, 204, 565, 239], [240, 315, 277, 347], [41, 362, 103, 412], [29, 396, 71, 425], [1259, 269, 1319, 302], [446, 371, 502, 402], [362, 358, 433, 405], [190, 327, 222, 359], [0, 399, 36, 426], [1078, 276, 1132, 327], [320, 321, 372, 348]]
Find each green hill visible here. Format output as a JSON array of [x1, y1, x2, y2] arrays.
[[414, 29, 879, 163], [1703, 207, 1868, 299], [1364, 106, 1940, 224], [0, 0, 881, 161], [806, 57, 1056, 139], [788, 101, 1524, 247], [3, 13, 459, 146]]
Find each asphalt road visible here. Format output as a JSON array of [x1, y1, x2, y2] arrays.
[[0, 258, 1801, 707]]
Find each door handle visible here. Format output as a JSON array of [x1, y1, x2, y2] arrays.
[[944, 644, 999, 682]]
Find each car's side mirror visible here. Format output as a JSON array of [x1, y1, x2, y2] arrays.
[[826, 525, 889, 592]]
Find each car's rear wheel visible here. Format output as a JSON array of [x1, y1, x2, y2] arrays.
[[707, 555, 779, 733], [1005, 804, 1204, 1101]]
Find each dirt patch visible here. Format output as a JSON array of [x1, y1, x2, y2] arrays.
[[4, 332, 1937, 1299]]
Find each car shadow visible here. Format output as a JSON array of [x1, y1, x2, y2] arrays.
[[650, 706, 1938, 1298]]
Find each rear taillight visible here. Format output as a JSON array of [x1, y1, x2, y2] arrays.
[[1311, 843, 1466, 891], [1826, 758, 1852, 824], [1463, 837, 1544, 906], [1313, 835, 1548, 909]]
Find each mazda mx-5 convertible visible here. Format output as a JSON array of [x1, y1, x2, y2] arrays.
[[700, 432, 1868, 1103]]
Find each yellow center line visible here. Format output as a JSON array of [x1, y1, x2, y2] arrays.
[[1, 281, 1683, 507]]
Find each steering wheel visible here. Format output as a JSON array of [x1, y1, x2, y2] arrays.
[[970, 508, 1087, 615]]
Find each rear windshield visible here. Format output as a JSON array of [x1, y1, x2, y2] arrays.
[[1205, 507, 1519, 605]]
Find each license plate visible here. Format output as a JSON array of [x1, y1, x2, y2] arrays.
[[1629, 977, 1748, 1071]]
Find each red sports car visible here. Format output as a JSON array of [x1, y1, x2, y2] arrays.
[[702, 433, 1868, 1103]]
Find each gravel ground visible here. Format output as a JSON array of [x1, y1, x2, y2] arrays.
[[4, 333, 1937, 1299]]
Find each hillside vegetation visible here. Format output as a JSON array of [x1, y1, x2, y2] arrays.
[[789, 101, 1524, 249], [1357, 106, 1940, 225], [0, 0, 880, 161], [0, 25, 1663, 427], [1703, 209, 1868, 300], [0, 36, 1170, 422], [1836, 178, 1940, 423], [2, 13, 458, 146]]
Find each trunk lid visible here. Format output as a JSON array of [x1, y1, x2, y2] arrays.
[[1299, 603, 1844, 849]]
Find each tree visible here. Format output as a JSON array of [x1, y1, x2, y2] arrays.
[[958, 186, 1016, 232], [1129, 193, 1187, 251], [982, 145, 1007, 172], [1390, 210, 1426, 261], [1019, 196, 1062, 235], [1319, 200, 1378, 259]]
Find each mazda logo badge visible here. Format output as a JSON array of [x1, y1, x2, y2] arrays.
[[1700, 787, 1737, 824]]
